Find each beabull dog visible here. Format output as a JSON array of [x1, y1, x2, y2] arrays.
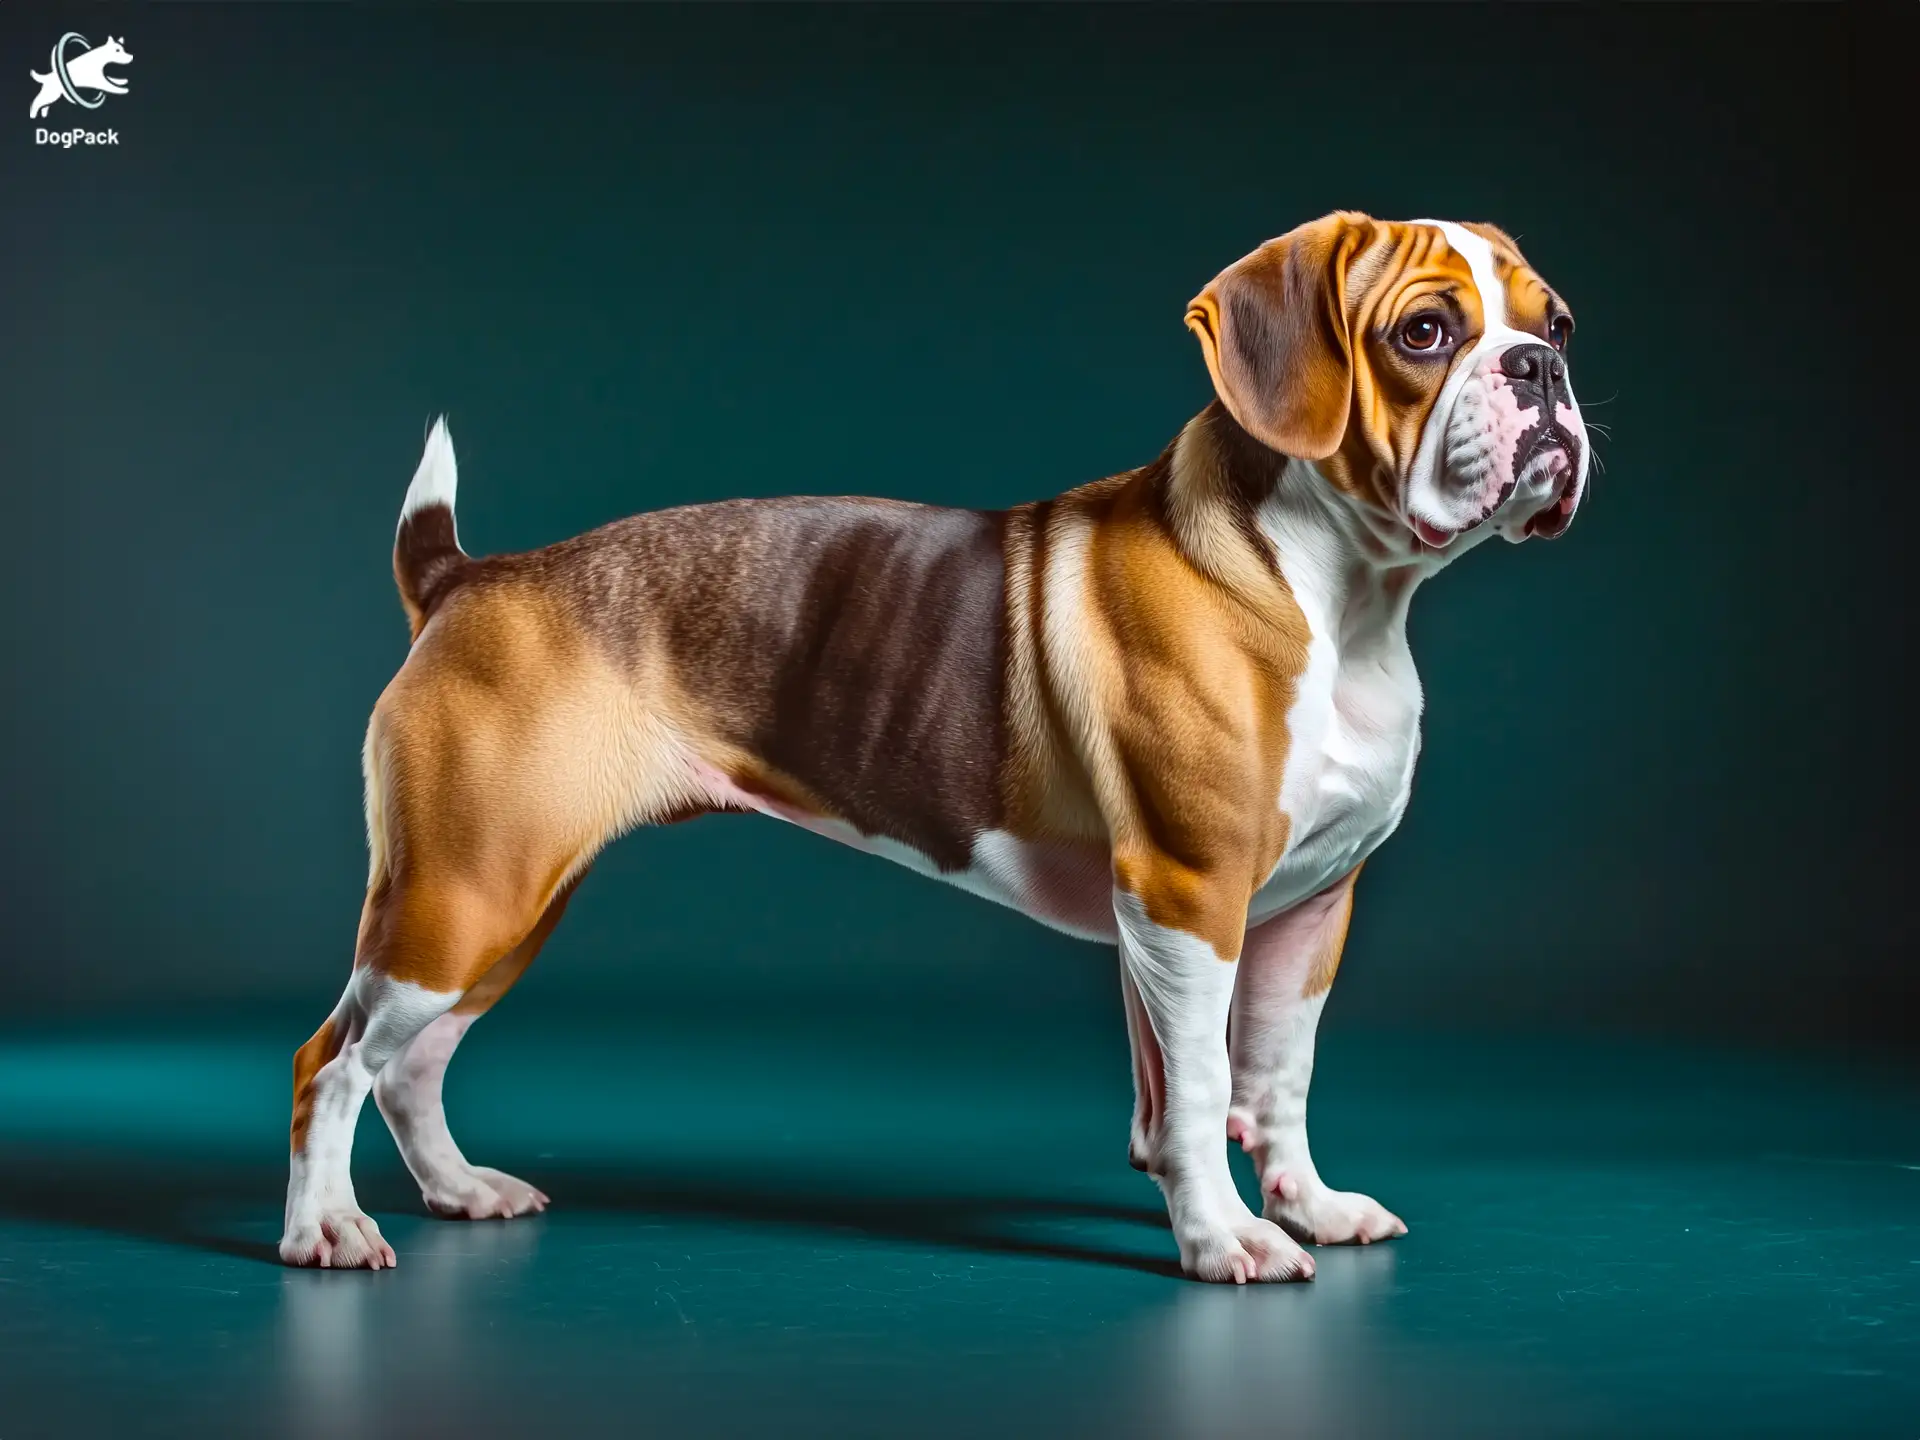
[[282, 212, 1589, 1283]]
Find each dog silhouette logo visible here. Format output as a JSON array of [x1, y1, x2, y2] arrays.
[[29, 33, 132, 119]]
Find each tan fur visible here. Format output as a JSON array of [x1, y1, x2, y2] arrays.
[[451, 878, 584, 1017], [1274, 221, 1478, 512], [1302, 868, 1359, 998], [288, 1016, 343, 1152], [337, 215, 1536, 1006], [1463, 221, 1568, 341], [1037, 426, 1312, 961], [1185, 212, 1372, 462], [1000, 504, 1094, 844], [1201, 217, 1572, 524], [358, 581, 698, 995], [288, 212, 1575, 1193]]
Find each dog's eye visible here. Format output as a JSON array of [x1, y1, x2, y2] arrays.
[[1399, 315, 1452, 353], [1549, 314, 1574, 352]]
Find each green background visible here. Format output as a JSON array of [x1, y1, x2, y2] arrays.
[[1, 3, 1905, 1049], [2, 8, 1914, 1436]]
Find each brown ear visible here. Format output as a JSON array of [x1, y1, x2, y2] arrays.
[[1184, 213, 1369, 460]]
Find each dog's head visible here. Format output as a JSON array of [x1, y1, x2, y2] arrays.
[[1186, 212, 1589, 554], [97, 36, 133, 67]]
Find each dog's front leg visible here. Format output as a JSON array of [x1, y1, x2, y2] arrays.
[[1114, 881, 1315, 1283], [1228, 871, 1407, 1246]]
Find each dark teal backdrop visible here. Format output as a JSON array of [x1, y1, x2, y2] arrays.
[[1, 5, 1905, 1047]]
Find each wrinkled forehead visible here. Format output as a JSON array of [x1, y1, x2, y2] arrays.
[[1356, 219, 1566, 344]]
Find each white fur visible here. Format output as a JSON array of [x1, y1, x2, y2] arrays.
[[375, 1012, 551, 1221], [966, 830, 1116, 942], [1229, 889, 1406, 1245], [400, 416, 460, 538], [1251, 458, 1425, 922], [280, 974, 462, 1268], [1403, 221, 1590, 546], [1115, 891, 1314, 1283], [1430, 221, 1512, 332]]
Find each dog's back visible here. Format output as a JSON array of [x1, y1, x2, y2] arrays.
[[398, 473, 1015, 870]]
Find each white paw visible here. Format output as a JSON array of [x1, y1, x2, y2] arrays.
[[1264, 1179, 1407, 1246], [280, 1209, 396, 1269], [1178, 1214, 1317, 1284], [422, 1166, 549, 1221], [1227, 1116, 1407, 1246]]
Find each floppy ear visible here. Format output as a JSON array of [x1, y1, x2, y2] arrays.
[[1184, 212, 1368, 460]]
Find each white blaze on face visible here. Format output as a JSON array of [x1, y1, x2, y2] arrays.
[[1403, 220, 1590, 548]]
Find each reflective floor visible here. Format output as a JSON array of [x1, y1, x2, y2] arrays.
[[1, 1014, 1914, 1437]]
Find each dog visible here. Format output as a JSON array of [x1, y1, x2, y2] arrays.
[[281, 212, 1589, 1282], [29, 35, 131, 119]]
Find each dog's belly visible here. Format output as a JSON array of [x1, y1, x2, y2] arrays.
[[683, 755, 1119, 940], [798, 817, 1120, 941], [960, 832, 1121, 941], [691, 700, 1417, 947], [748, 780, 1405, 946], [802, 821, 1119, 942]]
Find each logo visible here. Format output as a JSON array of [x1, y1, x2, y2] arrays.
[[29, 32, 130, 145]]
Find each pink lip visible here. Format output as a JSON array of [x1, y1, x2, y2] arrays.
[[1523, 462, 1580, 539], [1412, 518, 1453, 549]]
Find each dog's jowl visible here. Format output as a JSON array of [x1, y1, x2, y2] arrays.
[[281, 213, 1589, 1282]]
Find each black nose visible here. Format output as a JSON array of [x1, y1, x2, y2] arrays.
[[1501, 343, 1566, 386]]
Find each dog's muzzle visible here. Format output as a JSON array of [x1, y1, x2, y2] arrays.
[[1498, 344, 1583, 539]]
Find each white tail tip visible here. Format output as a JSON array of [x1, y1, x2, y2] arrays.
[[399, 416, 458, 530]]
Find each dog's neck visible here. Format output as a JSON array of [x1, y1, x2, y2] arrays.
[[1160, 401, 1446, 639]]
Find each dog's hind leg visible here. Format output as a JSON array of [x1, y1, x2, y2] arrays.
[[29, 84, 56, 120], [280, 637, 635, 1267], [373, 875, 585, 1221], [282, 963, 460, 1268], [281, 867, 584, 1268]]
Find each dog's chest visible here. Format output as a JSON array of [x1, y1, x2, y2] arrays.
[[1247, 581, 1424, 924], [738, 528, 1425, 945], [939, 582, 1423, 943]]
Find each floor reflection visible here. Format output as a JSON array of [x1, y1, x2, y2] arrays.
[[277, 1217, 545, 1435], [1115, 1244, 1414, 1437]]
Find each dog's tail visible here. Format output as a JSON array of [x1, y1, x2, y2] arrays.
[[394, 416, 471, 638]]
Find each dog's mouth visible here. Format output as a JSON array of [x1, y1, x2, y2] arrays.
[[1409, 439, 1579, 551], [1518, 440, 1580, 539], [1523, 476, 1579, 538]]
